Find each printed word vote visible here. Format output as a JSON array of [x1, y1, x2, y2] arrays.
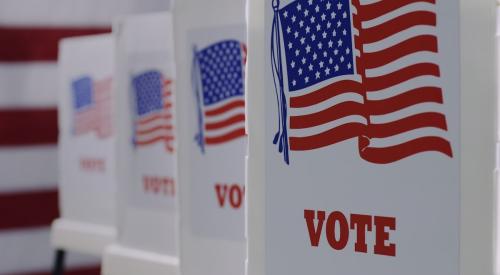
[[79, 157, 105, 172], [215, 183, 245, 209], [143, 176, 175, 197], [304, 210, 396, 257]]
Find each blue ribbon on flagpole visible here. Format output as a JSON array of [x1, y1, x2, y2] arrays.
[[192, 46, 205, 154], [270, 0, 290, 164]]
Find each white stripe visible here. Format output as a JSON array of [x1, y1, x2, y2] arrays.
[[366, 75, 441, 100], [368, 127, 449, 148], [359, 0, 383, 5], [0, 146, 57, 193], [0, 63, 57, 108], [205, 121, 245, 139], [0, 0, 170, 26], [290, 115, 367, 138], [203, 96, 244, 111], [204, 106, 245, 124], [364, 51, 438, 77], [363, 25, 436, 53], [0, 227, 99, 274], [289, 92, 364, 116], [136, 113, 172, 131], [361, 1, 436, 29], [286, 74, 361, 97], [135, 129, 173, 143], [370, 102, 444, 124]]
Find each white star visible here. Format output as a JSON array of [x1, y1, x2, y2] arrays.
[[304, 9, 309, 17], [331, 11, 336, 19], [334, 49, 339, 55], [328, 40, 334, 48], [308, 0, 313, 5], [323, 51, 328, 57], [322, 31, 327, 38], [284, 11, 288, 17], [305, 76, 309, 83], [347, 63, 352, 69], [315, 71, 321, 79], [287, 27, 291, 33], [337, 20, 342, 28], [346, 48, 351, 54], [313, 53, 318, 60], [343, 11, 347, 19], [300, 20, 304, 27], [306, 26, 311, 33], [321, 13, 326, 21], [311, 34, 316, 41], [298, 68, 303, 75], [340, 56, 345, 62], [311, 16, 316, 23], [329, 57, 333, 64], [325, 67, 331, 75], [301, 57, 307, 64], [343, 29, 347, 36], [337, 2, 342, 10], [338, 39, 343, 47], [288, 42, 293, 49], [315, 5, 320, 12], [308, 64, 314, 71], [292, 15, 297, 22], [318, 42, 323, 49], [300, 37, 306, 44], [295, 49, 300, 56], [316, 24, 321, 31], [333, 30, 337, 37], [319, 61, 324, 68], [291, 61, 296, 68], [292, 80, 297, 86], [297, 3, 302, 10], [335, 64, 339, 71], [294, 31, 299, 38], [306, 45, 311, 53], [327, 22, 332, 28], [326, 1, 332, 10]]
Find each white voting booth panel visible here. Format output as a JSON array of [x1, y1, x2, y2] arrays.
[[174, 0, 247, 274], [52, 34, 117, 256], [102, 12, 179, 275], [496, 3, 500, 275], [247, 0, 496, 275]]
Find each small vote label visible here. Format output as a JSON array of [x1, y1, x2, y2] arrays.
[[215, 183, 245, 209]]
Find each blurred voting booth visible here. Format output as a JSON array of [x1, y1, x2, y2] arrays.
[[102, 11, 179, 275], [173, 0, 247, 275], [52, 34, 117, 256], [246, 0, 496, 275]]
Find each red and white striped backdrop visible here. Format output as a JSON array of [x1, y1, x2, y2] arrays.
[[0, 1, 169, 274]]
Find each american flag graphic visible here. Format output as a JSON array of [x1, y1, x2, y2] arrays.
[[193, 40, 246, 153], [271, 0, 453, 164], [132, 70, 174, 153], [72, 76, 112, 139]]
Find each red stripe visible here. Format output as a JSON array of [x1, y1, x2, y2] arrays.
[[0, 27, 111, 62], [289, 80, 362, 108], [367, 112, 448, 138], [0, 109, 57, 146], [290, 122, 365, 151], [360, 136, 453, 164], [359, 0, 435, 22], [363, 35, 438, 69], [0, 189, 58, 230], [136, 135, 174, 146], [205, 128, 246, 145], [138, 113, 172, 125], [367, 87, 443, 115], [365, 63, 440, 91], [205, 100, 245, 117], [136, 125, 173, 135], [13, 265, 100, 275], [361, 11, 436, 44], [290, 102, 365, 129], [205, 114, 245, 131]]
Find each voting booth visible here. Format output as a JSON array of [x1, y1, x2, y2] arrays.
[[173, 0, 247, 274], [247, 0, 496, 274], [102, 12, 179, 275], [52, 34, 117, 258]]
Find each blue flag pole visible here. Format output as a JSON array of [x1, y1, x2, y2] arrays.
[[192, 46, 205, 154]]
